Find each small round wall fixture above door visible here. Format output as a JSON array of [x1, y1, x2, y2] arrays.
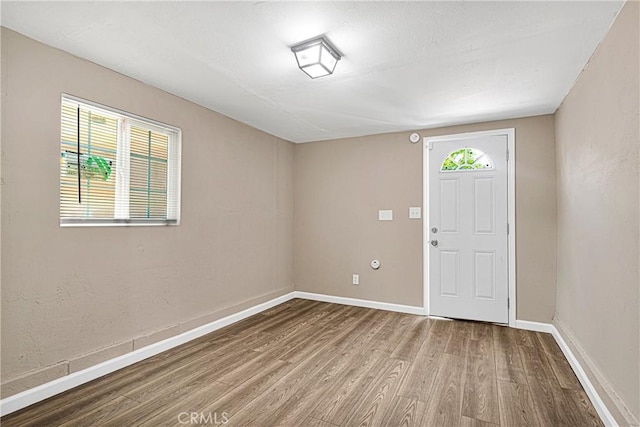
[[409, 133, 420, 143]]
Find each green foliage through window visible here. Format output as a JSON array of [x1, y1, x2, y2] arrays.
[[441, 147, 493, 171]]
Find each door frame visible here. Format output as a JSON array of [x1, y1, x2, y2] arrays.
[[423, 128, 516, 326]]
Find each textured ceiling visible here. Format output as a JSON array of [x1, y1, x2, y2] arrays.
[[1, 1, 624, 143]]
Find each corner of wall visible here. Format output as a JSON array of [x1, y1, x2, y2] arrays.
[[552, 1, 639, 422]]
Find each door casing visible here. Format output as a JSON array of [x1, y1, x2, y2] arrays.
[[423, 128, 516, 327]]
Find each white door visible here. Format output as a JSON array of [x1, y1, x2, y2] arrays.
[[428, 135, 508, 323]]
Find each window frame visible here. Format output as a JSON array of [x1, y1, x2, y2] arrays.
[[60, 94, 182, 227]]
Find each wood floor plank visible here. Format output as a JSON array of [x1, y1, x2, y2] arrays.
[[425, 319, 454, 353], [496, 380, 539, 426], [508, 327, 536, 347], [422, 353, 467, 426], [493, 325, 518, 353], [1, 334, 244, 427], [1, 299, 604, 427], [320, 340, 376, 378], [278, 308, 360, 364], [249, 309, 342, 358], [374, 311, 419, 347], [471, 322, 494, 341], [380, 396, 426, 427], [216, 348, 288, 387], [395, 328, 444, 402], [562, 388, 604, 427], [519, 344, 560, 387], [390, 317, 432, 361], [256, 304, 376, 370], [58, 395, 141, 427], [230, 300, 323, 338], [253, 319, 383, 426], [210, 300, 314, 339], [138, 380, 232, 427], [303, 416, 338, 427], [104, 370, 233, 426], [462, 349, 499, 424], [254, 307, 331, 342], [309, 346, 391, 424], [535, 331, 582, 390], [318, 309, 380, 353], [469, 337, 493, 359], [460, 415, 500, 426], [224, 343, 344, 426], [253, 372, 336, 426], [522, 342, 596, 427], [341, 358, 408, 426], [444, 320, 472, 356], [339, 309, 395, 350], [517, 338, 584, 426], [495, 350, 527, 385], [527, 375, 588, 426], [122, 341, 261, 403], [494, 326, 527, 384], [142, 358, 293, 426]]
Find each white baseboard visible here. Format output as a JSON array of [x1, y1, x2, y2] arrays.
[[1, 293, 617, 427], [0, 292, 296, 417], [514, 320, 617, 426], [2, 291, 419, 416], [293, 291, 426, 316], [550, 326, 618, 426], [514, 319, 554, 333]]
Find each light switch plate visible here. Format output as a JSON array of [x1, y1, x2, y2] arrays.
[[378, 210, 393, 221], [409, 207, 421, 219]]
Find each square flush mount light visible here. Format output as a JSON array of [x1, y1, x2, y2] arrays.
[[291, 36, 341, 79]]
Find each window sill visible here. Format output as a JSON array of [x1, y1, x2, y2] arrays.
[[60, 219, 179, 227]]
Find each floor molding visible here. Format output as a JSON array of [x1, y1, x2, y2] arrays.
[[550, 326, 618, 426], [515, 320, 617, 426], [2, 293, 617, 426], [0, 292, 296, 417], [513, 319, 554, 333], [293, 291, 426, 315]]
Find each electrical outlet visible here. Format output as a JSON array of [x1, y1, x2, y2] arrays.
[[352, 274, 359, 285]]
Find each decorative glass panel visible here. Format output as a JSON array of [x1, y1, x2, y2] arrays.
[[441, 147, 494, 171]]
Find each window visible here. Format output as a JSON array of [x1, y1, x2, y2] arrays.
[[441, 147, 494, 172], [60, 96, 181, 226]]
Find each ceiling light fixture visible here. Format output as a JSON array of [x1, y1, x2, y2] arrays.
[[291, 36, 341, 79]]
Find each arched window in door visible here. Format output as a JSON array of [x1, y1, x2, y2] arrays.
[[441, 147, 494, 171]]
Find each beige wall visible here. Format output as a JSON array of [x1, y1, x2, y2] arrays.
[[294, 115, 557, 322], [0, 28, 294, 396], [554, 1, 639, 424]]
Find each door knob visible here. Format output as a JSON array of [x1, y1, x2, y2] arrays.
[[430, 240, 438, 247]]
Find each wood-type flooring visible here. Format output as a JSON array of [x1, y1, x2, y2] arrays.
[[1, 299, 602, 426]]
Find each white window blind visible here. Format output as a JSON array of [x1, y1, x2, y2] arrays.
[[60, 96, 181, 226]]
